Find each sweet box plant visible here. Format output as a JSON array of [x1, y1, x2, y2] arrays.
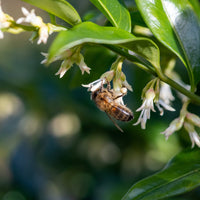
[[1, 0, 200, 199]]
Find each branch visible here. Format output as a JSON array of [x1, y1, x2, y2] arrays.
[[104, 44, 200, 105]]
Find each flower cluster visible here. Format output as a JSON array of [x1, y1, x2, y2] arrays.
[[1, 1, 200, 149], [82, 58, 132, 105], [184, 113, 200, 148], [134, 78, 175, 129], [41, 47, 91, 78], [16, 7, 66, 44], [0, 2, 90, 79], [161, 102, 200, 148], [0, 3, 65, 44], [17, 7, 51, 44], [0, 1, 23, 38]]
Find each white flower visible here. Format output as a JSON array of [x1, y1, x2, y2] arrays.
[[189, 131, 200, 148], [123, 79, 133, 92], [41, 51, 73, 78], [40, 52, 49, 64], [177, 83, 191, 103], [37, 25, 49, 44], [55, 59, 73, 78], [186, 112, 200, 128], [78, 54, 91, 75], [0, 1, 13, 38], [155, 99, 175, 116], [159, 82, 175, 105], [82, 78, 106, 92], [155, 82, 175, 116], [17, 7, 51, 44], [17, 7, 37, 25], [100, 70, 115, 82], [134, 79, 176, 129], [41, 48, 91, 78], [184, 122, 200, 148], [113, 70, 133, 92], [161, 117, 184, 140], [134, 89, 156, 129], [55, 51, 90, 78]]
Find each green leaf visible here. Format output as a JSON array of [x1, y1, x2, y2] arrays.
[[48, 22, 160, 71], [122, 149, 200, 200], [135, 0, 200, 86], [189, 0, 200, 21], [130, 10, 147, 28], [21, 0, 81, 25], [89, 0, 131, 32]]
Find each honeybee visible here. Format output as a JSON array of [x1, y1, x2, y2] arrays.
[[91, 82, 133, 132]]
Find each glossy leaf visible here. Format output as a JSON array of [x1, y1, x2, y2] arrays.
[[122, 149, 200, 200], [89, 0, 131, 32], [189, 0, 200, 21], [21, 0, 81, 25], [135, 0, 200, 86], [130, 11, 147, 28], [48, 22, 160, 70]]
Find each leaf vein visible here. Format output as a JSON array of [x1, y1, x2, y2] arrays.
[[135, 168, 200, 200]]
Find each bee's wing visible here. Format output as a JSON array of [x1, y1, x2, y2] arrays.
[[105, 112, 124, 133]]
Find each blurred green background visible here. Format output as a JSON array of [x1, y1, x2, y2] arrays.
[[0, 0, 200, 200]]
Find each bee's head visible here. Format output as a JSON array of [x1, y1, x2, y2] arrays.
[[91, 89, 100, 100]]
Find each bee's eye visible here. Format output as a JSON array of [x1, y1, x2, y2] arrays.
[[92, 92, 97, 99]]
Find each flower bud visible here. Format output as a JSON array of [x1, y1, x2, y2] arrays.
[[186, 112, 200, 128], [100, 70, 114, 82], [161, 117, 183, 140]]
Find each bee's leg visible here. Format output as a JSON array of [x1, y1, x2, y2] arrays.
[[106, 80, 111, 91], [99, 79, 105, 92], [106, 112, 124, 133], [113, 87, 127, 100], [113, 94, 124, 100], [113, 93, 126, 100]]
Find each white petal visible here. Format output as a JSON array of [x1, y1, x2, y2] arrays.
[[133, 110, 144, 126], [189, 131, 200, 148], [186, 112, 200, 128], [159, 82, 175, 105], [55, 67, 68, 78], [158, 99, 175, 112], [21, 7, 30, 16], [141, 119, 146, 129], [156, 103, 164, 116], [16, 17, 25, 24], [82, 78, 106, 91], [146, 108, 151, 119], [142, 110, 148, 129], [123, 80, 133, 91], [90, 81, 103, 92], [161, 118, 183, 140], [40, 52, 48, 64], [37, 26, 49, 44], [192, 132, 200, 147], [79, 64, 91, 75], [78, 56, 91, 75], [82, 79, 100, 88]]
